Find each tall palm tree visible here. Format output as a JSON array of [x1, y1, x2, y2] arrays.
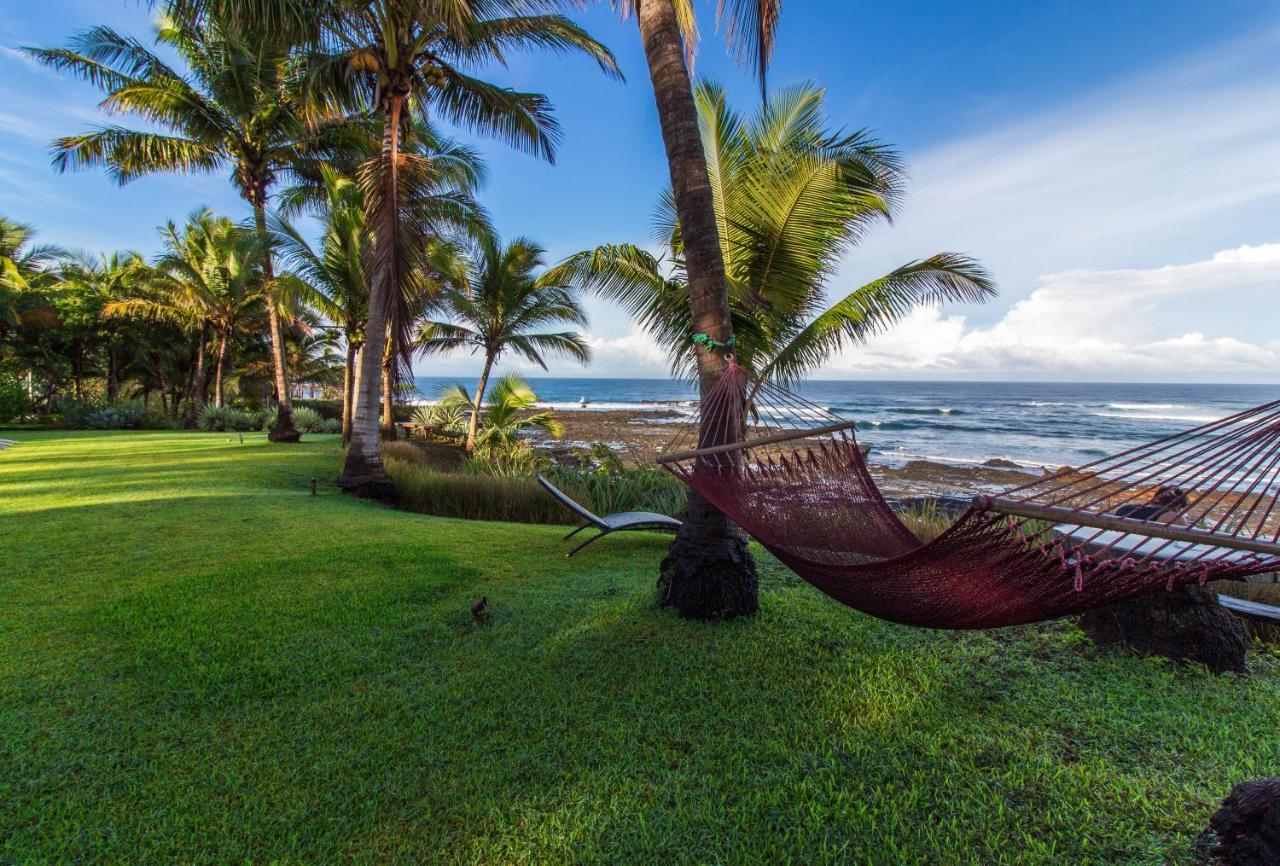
[[279, 119, 490, 443], [415, 237, 590, 452], [272, 165, 369, 443], [551, 81, 995, 382], [294, 0, 619, 500], [606, 0, 781, 619], [109, 210, 265, 409], [27, 11, 355, 441]]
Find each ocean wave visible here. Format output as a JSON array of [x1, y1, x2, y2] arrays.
[[1093, 411, 1224, 424], [540, 401, 694, 413], [1107, 402, 1187, 411], [888, 406, 961, 416]]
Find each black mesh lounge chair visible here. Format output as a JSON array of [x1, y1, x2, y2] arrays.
[[536, 473, 682, 557]]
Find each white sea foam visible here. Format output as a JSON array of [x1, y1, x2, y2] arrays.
[[1093, 411, 1224, 423], [539, 401, 692, 413], [1108, 402, 1186, 410]]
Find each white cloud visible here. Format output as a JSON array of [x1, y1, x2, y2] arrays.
[[828, 243, 1280, 380], [845, 23, 1280, 355]]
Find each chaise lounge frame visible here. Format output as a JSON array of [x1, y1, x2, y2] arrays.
[[536, 474, 682, 557]]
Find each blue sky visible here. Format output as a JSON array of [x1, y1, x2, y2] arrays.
[[2, 0, 1279, 381]]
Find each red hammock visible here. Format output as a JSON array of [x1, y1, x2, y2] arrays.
[[658, 361, 1280, 629]]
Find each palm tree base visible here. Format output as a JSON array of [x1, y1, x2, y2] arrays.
[[658, 493, 758, 620], [336, 452, 398, 503], [336, 474, 399, 503], [268, 423, 302, 443]]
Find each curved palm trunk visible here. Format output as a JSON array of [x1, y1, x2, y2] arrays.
[[251, 196, 301, 443], [637, 0, 757, 620], [338, 92, 403, 501], [466, 355, 495, 453], [342, 337, 359, 446], [213, 328, 230, 408]]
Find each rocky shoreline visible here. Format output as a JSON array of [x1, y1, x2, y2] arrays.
[[537, 408, 1046, 501]]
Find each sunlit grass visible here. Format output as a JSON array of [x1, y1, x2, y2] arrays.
[[2, 431, 1279, 864]]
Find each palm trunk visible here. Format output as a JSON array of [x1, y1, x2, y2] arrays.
[[342, 337, 359, 447], [107, 345, 119, 403], [338, 90, 403, 501], [188, 323, 208, 425], [251, 194, 300, 443], [637, 0, 757, 619], [155, 351, 170, 417], [213, 328, 229, 408], [466, 355, 495, 453], [381, 353, 397, 440]]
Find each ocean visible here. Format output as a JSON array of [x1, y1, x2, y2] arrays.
[[411, 376, 1279, 470]]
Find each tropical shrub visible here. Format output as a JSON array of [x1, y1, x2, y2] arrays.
[[84, 401, 172, 430], [382, 455, 569, 525], [0, 375, 31, 422], [198, 404, 258, 432], [294, 399, 343, 420], [321, 417, 341, 434], [436, 375, 562, 466], [542, 463, 686, 518], [57, 398, 104, 429], [461, 442, 545, 478], [292, 406, 326, 433]]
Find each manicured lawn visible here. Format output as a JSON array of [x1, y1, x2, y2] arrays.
[[3, 431, 1279, 864]]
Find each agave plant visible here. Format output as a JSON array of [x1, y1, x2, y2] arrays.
[[411, 401, 467, 438]]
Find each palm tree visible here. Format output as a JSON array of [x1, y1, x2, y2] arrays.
[[109, 210, 265, 409], [604, 0, 782, 619], [53, 251, 148, 402], [293, 0, 619, 500], [551, 81, 995, 383], [272, 165, 368, 443], [277, 121, 490, 444], [415, 237, 590, 452], [434, 373, 563, 459], [1, 217, 63, 329], [27, 11, 356, 441]]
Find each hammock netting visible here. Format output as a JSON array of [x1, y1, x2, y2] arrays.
[[659, 361, 1280, 629]]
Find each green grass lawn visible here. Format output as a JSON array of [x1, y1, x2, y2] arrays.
[[3, 431, 1279, 865]]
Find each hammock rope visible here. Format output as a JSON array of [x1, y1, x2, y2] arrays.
[[657, 360, 1280, 629]]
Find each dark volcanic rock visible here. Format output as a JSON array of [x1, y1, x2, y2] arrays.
[[1078, 583, 1248, 674], [1206, 777, 1280, 865]]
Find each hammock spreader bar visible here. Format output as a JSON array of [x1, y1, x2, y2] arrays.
[[656, 420, 858, 465], [975, 496, 1280, 558]]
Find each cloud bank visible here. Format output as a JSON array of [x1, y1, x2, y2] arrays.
[[830, 243, 1280, 380], [503, 242, 1280, 382]]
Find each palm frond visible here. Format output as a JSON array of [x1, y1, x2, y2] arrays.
[[762, 254, 995, 384]]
